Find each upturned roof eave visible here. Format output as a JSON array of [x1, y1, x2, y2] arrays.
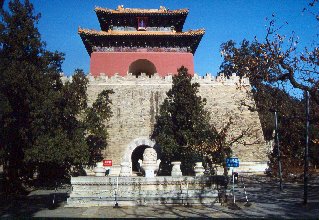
[[94, 6, 189, 32], [78, 27, 205, 55], [78, 28, 205, 36], [94, 6, 189, 15]]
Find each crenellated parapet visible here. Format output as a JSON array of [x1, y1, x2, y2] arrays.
[[192, 72, 250, 86], [60, 72, 250, 86]]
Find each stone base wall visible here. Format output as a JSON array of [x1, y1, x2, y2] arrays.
[[64, 72, 269, 170], [66, 176, 226, 207]]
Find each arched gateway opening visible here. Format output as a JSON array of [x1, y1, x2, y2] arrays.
[[131, 145, 150, 174], [124, 137, 156, 175], [128, 59, 157, 77]]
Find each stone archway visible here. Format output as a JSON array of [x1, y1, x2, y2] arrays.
[[122, 137, 156, 175], [128, 59, 157, 77], [131, 145, 150, 173]]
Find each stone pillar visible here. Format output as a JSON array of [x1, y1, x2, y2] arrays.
[[171, 161, 182, 177], [119, 162, 131, 176], [194, 162, 205, 176], [93, 162, 106, 177]]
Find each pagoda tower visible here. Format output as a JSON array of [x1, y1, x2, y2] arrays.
[[79, 5, 205, 77]]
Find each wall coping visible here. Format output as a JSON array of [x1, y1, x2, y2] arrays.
[[61, 72, 251, 86]]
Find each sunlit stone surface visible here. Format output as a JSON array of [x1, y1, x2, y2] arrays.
[[66, 176, 227, 207]]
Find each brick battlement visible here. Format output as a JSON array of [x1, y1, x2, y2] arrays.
[[61, 72, 250, 86]]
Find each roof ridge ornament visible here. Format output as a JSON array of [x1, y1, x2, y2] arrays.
[[95, 6, 189, 14], [159, 6, 167, 11], [117, 5, 124, 11]]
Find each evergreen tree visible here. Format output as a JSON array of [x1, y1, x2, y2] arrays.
[[0, 0, 65, 190], [85, 89, 114, 166], [152, 66, 213, 175], [0, 1, 113, 190]]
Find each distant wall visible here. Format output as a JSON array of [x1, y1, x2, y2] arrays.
[[90, 52, 194, 77], [66, 72, 269, 166]]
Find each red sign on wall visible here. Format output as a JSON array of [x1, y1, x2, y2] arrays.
[[103, 160, 112, 166]]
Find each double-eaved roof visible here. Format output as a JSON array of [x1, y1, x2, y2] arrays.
[[79, 5, 205, 56]]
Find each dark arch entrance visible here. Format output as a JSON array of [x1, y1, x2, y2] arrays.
[[128, 59, 157, 77], [131, 145, 151, 174]]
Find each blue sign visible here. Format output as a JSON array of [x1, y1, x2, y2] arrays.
[[226, 157, 239, 167]]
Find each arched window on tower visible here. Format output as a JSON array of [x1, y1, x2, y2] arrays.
[[128, 59, 157, 77]]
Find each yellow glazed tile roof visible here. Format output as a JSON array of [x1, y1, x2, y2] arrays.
[[95, 5, 189, 15], [78, 28, 205, 36]]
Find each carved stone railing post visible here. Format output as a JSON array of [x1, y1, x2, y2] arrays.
[[93, 162, 106, 176], [194, 162, 205, 176], [171, 161, 183, 177]]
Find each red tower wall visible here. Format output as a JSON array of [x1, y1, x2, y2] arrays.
[[90, 52, 194, 77]]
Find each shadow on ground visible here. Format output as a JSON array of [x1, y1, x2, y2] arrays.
[[0, 172, 70, 218], [0, 192, 68, 218], [0, 174, 318, 218]]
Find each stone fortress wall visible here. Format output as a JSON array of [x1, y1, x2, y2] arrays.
[[62, 72, 270, 172]]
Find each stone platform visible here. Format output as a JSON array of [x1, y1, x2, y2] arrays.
[[66, 176, 227, 207]]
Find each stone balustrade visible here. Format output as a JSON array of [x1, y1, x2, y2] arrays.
[[66, 175, 227, 207]]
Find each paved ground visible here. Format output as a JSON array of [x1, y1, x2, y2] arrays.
[[1, 175, 319, 218]]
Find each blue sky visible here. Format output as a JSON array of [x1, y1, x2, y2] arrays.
[[4, 0, 318, 76]]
